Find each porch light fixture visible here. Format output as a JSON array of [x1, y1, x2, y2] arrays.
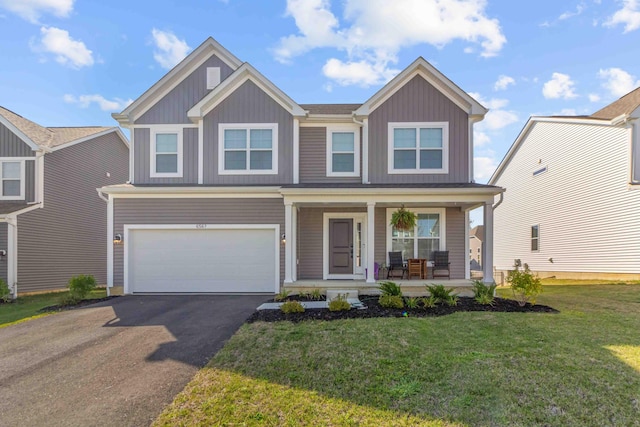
[[0, 249, 6, 258], [113, 234, 123, 245], [281, 233, 286, 244]]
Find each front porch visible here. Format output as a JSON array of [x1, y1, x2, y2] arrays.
[[285, 279, 475, 297]]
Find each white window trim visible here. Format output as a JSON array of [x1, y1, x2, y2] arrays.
[[326, 125, 360, 177], [218, 123, 278, 175], [150, 127, 183, 178], [385, 208, 446, 262], [531, 225, 540, 252], [0, 159, 26, 201], [387, 122, 449, 174]]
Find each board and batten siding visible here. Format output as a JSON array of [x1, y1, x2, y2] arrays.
[[0, 122, 35, 157], [445, 207, 466, 279], [0, 222, 7, 283], [493, 121, 640, 275], [368, 75, 469, 184], [203, 80, 294, 185], [136, 54, 235, 124], [16, 132, 129, 293], [299, 127, 362, 183], [113, 198, 285, 287], [25, 160, 35, 203], [133, 127, 198, 184]]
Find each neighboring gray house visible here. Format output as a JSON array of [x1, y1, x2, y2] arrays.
[[102, 37, 503, 295], [490, 88, 640, 281], [0, 107, 129, 295], [469, 225, 483, 265]]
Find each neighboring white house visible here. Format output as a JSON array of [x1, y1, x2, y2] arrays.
[[489, 87, 640, 281]]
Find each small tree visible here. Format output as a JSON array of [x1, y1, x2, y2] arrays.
[[507, 262, 542, 306]]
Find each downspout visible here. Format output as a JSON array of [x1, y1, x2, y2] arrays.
[[492, 192, 504, 210], [97, 189, 112, 296], [5, 216, 17, 299]]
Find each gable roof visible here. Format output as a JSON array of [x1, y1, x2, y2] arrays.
[[470, 225, 484, 241], [187, 62, 306, 120], [113, 37, 243, 126], [591, 86, 640, 120], [354, 57, 487, 118], [0, 106, 127, 151]]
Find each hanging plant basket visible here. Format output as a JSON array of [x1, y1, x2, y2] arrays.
[[390, 205, 417, 231]]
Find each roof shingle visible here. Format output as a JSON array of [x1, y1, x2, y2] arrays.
[[300, 104, 362, 115], [591, 86, 640, 120]]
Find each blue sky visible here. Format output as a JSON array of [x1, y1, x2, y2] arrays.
[[1, 0, 639, 195]]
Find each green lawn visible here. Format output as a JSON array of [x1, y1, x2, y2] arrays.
[[0, 288, 107, 328], [155, 284, 640, 426]]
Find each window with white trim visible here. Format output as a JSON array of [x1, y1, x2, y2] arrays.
[[219, 124, 278, 174], [0, 160, 24, 200], [388, 209, 445, 261], [388, 122, 448, 174], [150, 128, 183, 178], [326, 126, 360, 177], [531, 225, 539, 251]]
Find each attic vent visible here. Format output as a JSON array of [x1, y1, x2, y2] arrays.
[[533, 166, 547, 177], [207, 67, 221, 89]]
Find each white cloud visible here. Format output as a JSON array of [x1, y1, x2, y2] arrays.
[[558, 3, 585, 20], [274, 0, 506, 87], [33, 26, 93, 68], [63, 94, 133, 111], [474, 156, 498, 182], [469, 92, 519, 130], [556, 108, 578, 115], [322, 58, 399, 87], [494, 75, 515, 91], [151, 29, 191, 70], [542, 72, 578, 99], [474, 130, 490, 147], [598, 67, 640, 97], [588, 93, 601, 102], [604, 0, 640, 32], [0, 0, 73, 23]]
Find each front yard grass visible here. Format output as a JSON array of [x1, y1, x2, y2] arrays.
[[155, 284, 640, 426], [0, 288, 107, 328]]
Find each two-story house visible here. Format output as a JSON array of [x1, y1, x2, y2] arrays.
[[101, 37, 503, 295], [489, 87, 640, 281], [0, 107, 129, 296]]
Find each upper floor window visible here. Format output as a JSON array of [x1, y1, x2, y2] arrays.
[[150, 128, 183, 178], [0, 160, 24, 200], [326, 126, 360, 177], [388, 122, 449, 174], [218, 123, 278, 175]]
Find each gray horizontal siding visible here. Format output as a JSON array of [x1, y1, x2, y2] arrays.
[[203, 80, 293, 185], [113, 198, 285, 287], [299, 127, 361, 184], [369, 75, 469, 184], [16, 132, 129, 293], [136, 55, 235, 124], [445, 207, 465, 279], [0, 122, 35, 157], [25, 160, 35, 203], [133, 127, 198, 184], [0, 223, 6, 283]]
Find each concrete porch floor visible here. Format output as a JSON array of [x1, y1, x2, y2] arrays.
[[285, 279, 474, 297]]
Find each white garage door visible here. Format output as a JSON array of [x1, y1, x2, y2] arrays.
[[128, 227, 277, 293]]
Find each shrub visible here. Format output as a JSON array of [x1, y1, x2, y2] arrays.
[[58, 294, 80, 307], [328, 295, 351, 312], [309, 289, 323, 300], [274, 289, 291, 302], [420, 295, 437, 308], [280, 300, 305, 313], [472, 280, 497, 306], [379, 294, 404, 309], [0, 279, 11, 303], [67, 274, 96, 300], [507, 262, 542, 306], [404, 297, 419, 309], [426, 284, 458, 305], [379, 281, 403, 297]]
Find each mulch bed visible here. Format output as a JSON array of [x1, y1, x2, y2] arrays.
[[38, 296, 120, 313], [247, 295, 558, 323]]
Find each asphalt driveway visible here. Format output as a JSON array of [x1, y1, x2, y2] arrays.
[[0, 294, 267, 427]]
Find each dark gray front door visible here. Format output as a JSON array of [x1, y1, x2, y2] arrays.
[[329, 218, 353, 275]]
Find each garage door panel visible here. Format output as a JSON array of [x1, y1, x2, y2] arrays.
[[129, 228, 276, 293]]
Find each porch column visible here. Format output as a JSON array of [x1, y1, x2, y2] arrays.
[[366, 202, 376, 283], [482, 202, 494, 284], [464, 208, 470, 280], [284, 201, 293, 284], [291, 206, 298, 281]]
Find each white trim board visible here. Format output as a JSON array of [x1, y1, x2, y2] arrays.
[[149, 127, 184, 178], [217, 123, 279, 175], [326, 124, 361, 178], [0, 115, 40, 151], [123, 223, 280, 294], [387, 122, 449, 175], [385, 207, 447, 263]]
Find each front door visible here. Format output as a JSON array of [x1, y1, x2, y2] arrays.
[[329, 218, 353, 275]]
